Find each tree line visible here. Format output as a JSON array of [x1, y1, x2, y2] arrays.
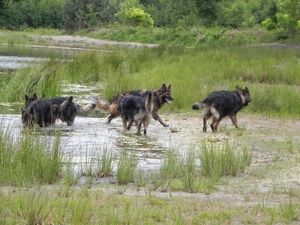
[[0, 0, 299, 38]]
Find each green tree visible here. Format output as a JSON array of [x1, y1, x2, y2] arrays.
[[218, 0, 246, 28], [277, 0, 300, 37], [195, 0, 221, 26], [0, 0, 63, 29], [169, 0, 198, 27], [63, 0, 119, 31]]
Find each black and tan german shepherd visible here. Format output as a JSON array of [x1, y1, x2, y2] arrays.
[[22, 96, 74, 127], [25, 93, 96, 126], [118, 92, 153, 135], [192, 86, 251, 132], [95, 84, 174, 127]]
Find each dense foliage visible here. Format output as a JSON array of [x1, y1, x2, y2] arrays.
[[0, 0, 300, 40]]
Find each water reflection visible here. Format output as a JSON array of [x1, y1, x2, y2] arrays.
[[0, 55, 48, 69], [0, 45, 82, 70]]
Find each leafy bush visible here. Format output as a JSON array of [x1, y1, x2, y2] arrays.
[[123, 7, 154, 27], [262, 18, 276, 30]]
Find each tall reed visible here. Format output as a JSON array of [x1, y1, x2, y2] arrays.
[[0, 127, 63, 186], [200, 141, 251, 181], [116, 151, 137, 185]]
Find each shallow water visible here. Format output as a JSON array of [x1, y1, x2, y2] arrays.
[[0, 110, 195, 178]]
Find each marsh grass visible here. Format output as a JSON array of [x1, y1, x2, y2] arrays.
[[2, 44, 300, 119], [178, 151, 201, 193], [151, 142, 251, 193], [1, 183, 300, 224], [200, 141, 251, 180], [1, 56, 65, 102], [80, 146, 114, 179], [0, 128, 63, 186], [117, 151, 138, 185], [8, 190, 49, 225]]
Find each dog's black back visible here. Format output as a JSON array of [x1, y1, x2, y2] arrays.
[[192, 86, 251, 132], [109, 90, 149, 103], [25, 94, 77, 126], [118, 95, 146, 121], [202, 90, 248, 119], [22, 99, 58, 127], [118, 92, 153, 135]]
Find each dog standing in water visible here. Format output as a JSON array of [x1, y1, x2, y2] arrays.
[[118, 92, 153, 135], [25, 93, 95, 126], [22, 96, 74, 127], [95, 84, 173, 127]]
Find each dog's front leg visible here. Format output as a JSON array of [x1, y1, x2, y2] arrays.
[[229, 113, 239, 129], [152, 112, 168, 127]]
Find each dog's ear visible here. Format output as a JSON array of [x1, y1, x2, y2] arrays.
[[25, 94, 29, 100], [33, 93, 38, 101], [167, 84, 171, 90], [245, 87, 249, 92], [160, 84, 166, 92]]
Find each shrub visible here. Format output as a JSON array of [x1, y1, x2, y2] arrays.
[[125, 7, 154, 27]]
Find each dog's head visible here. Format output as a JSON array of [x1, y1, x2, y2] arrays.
[[158, 84, 174, 105], [21, 107, 35, 127], [25, 93, 37, 107], [236, 86, 251, 106]]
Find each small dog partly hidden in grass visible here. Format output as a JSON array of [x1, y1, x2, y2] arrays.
[[192, 86, 251, 132], [25, 93, 96, 126], [22, 96, 74, 127], [95, 84, 174, 127], [117, 92, 153, 135]]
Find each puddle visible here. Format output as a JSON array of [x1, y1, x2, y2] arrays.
[[0, 112, 197, 176]]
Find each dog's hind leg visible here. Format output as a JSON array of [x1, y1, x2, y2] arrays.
[[127, 120, 134, 131], [210, 116, 221, 132], [136, 122, 142, 135], [143, 120, 149, 134], [203, 118, 208, 132], [122, 117, 128, 132], [229, 113, 239, 129], [210, 107, 221, 132], [210, 120, 221, 132], [202, 114, 211, 132]]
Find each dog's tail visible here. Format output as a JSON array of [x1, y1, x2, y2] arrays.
[[145, 92, 153, 114], [59, 96, 73, 112], [76, 103, 96, 115], [95, 97, 111, 112], [192, 102, 207, 110]]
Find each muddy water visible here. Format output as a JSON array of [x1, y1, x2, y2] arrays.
[[0, 86, 197, 180]]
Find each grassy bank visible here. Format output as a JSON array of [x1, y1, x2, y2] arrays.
[[1, 43, 300, 118], [2, 185, 300, 224], [1, 126, 300, 224]]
